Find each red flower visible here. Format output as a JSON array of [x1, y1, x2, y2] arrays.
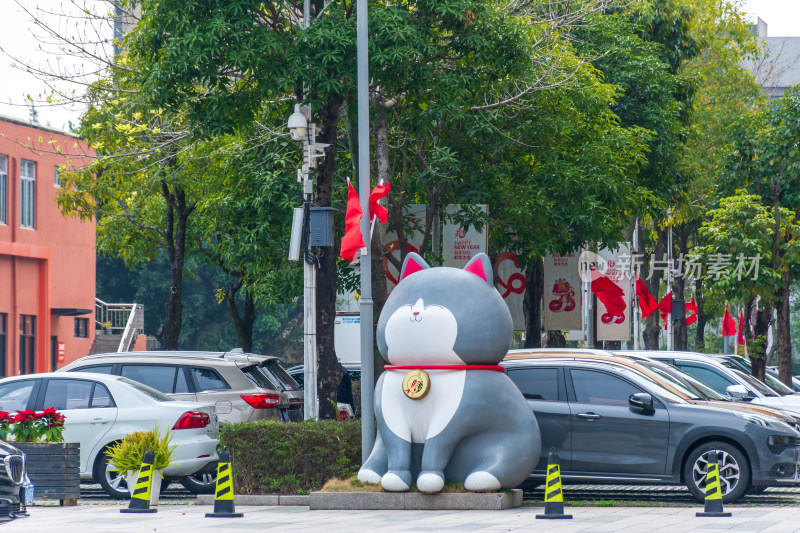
[[0, 412, 12, 425], [13, 410, 42, 423], [40, 407, 66, 428]]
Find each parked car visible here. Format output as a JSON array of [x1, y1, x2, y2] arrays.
[[0, 373, 219, 499], [0, 441, 31, 521], [621, 351, 800, 417], [502, 351, 800, 502], [287, 363, 361, 418], [60, 350, 303, 424], [721, 358, 800, 393]]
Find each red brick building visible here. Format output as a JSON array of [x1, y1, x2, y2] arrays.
[[0, 115, 96, 375]]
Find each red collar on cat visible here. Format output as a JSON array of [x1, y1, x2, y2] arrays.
[[384, 365, 505, 372]]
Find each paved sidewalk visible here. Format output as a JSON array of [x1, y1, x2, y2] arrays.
[[7, 504, 800, 532]]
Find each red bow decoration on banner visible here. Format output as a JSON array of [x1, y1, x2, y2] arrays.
[[685, 297, 698, 326], [369, 182, 391, 223], [590, 268, 626, 324], [722, 307, 737, 337], [340, 180, 366, 263]]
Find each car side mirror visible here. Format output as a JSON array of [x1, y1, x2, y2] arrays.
[[629, 392, 655, 414], [726, 384, 749, 400]]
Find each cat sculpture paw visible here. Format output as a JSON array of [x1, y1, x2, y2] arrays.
[[416, 471, 445, 493], [381, 471, 412, 492]]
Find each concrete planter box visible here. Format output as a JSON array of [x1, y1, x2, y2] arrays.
[[309, 489, 522, 510], [16, 442, 80, 506]]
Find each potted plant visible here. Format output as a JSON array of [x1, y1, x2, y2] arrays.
[[106, 426, 175, 506], [8, 407, 79, 505]]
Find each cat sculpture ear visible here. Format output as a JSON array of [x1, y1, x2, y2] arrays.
[[399, 252, 431, 280], [463, 253, 493, 285]]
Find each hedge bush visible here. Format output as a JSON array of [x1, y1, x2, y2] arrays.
[[219, 419, 361, 494]]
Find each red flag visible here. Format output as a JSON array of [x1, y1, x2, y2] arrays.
[[685, 297, 698, 326], [340, 180, 366, 263], [737, 309, 745, 345], [635, 276, 658, 319], [658, 292, 672, 330], [369, 182, 391, 223], [722, 307, 736, 337]]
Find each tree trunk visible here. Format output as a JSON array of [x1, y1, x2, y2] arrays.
[[159, 181, 190, 350], [225, 280, 255, 353], [776, 267, 792, 386], [370, 103, 392, 384], [523, 257, 544, 348], [314, 96, 344, 420], [748, 297, 772, 382], [643, 225, 666, 349]]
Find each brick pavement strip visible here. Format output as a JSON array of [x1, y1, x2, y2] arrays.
[[8, 505, 800, 532]]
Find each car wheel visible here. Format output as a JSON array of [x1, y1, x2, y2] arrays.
[[180, 465, 217, 494], [95, 451, 131, 500], [683, 441, 750, 504]]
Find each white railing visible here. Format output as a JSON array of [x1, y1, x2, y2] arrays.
[[95, 299, 136, 334], [117, 304, 142, 352]]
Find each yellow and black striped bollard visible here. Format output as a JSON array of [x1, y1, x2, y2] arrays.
[[696, 450, 732, 517], [536, 451, 572, 519], [206, 448, 243, 518], [121, 450, 157, 514]]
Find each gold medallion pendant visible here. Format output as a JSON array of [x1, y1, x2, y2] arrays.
[[402, 369, 431, 400]]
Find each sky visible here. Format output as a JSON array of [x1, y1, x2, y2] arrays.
[[0, 0, 797, 133]]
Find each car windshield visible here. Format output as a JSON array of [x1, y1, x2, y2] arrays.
[[117, 377, 175, 401], [614, 367, 687, 404], [728, 368, 780, 397], [637, 361, 726, 400], [636, 360, 728, 401], [249, 361, 301, 392], [721, 359, 796, 396]]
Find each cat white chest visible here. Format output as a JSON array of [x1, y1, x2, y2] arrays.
[[382, 370, 465, 443]]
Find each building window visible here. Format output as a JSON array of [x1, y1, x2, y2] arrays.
[[74, 318, 88, 338], [20, 160, 35, 229], [54, 166, 61, 188], [19, 315, 35, 375], [0, 314, 6, 377], [0, 155, 6, 225]]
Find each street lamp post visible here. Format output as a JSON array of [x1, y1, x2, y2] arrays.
[[356, 0, 375, 463]]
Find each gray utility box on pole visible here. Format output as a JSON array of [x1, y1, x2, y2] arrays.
[[309, 207, 335, 247]]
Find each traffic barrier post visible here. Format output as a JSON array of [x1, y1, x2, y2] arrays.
[[120, 450, 157, 514], [536, 451, 572, 519], [696, 450, 732, 517], [205, 448, 243, 518]]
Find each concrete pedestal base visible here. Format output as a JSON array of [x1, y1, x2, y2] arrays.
[[309, 489, 522, 510]]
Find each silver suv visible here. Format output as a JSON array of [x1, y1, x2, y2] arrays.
[[59, 349, 303, 493]]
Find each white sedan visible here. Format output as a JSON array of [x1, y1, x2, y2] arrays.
[[0, 372, 219, 498]]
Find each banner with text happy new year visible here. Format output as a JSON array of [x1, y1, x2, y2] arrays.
[[442, 204, 488, 268]]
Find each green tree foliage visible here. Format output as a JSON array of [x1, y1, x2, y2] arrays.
[[697, 191, 800, 377]]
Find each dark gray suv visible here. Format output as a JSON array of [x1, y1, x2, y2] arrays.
[[502, 356, 800, 503]]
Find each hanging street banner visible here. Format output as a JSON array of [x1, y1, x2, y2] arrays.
[[595, 245, 632, 342], [383, 204, 427, 293], [496, 252, 526, 331], [543, 253, 582, 331], [442, 204, 488, 268]]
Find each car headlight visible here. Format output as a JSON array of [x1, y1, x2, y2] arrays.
[[768, 435, 796, 448]]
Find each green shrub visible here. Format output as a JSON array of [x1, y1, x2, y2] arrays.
[[219, 419, 361, 494], [106, 426, 176, 473]]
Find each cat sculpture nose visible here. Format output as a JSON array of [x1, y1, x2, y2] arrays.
[[409, 298, 424, 322]]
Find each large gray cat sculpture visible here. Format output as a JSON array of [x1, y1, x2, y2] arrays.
[[357, 252, 541, 493]]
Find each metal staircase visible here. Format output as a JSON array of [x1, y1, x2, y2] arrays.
[[91, 299, 144, 354]]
